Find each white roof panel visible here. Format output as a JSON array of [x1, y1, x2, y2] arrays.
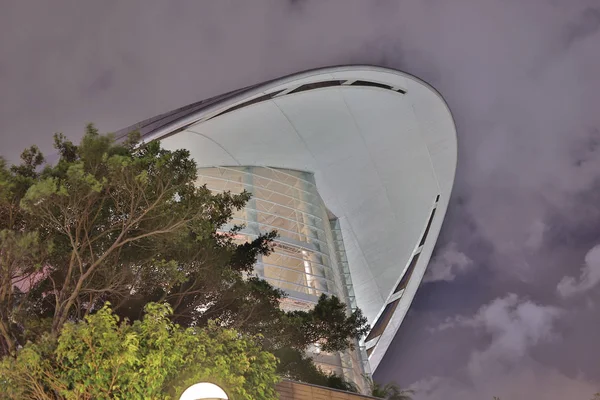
[[152, 66, 457, 372]]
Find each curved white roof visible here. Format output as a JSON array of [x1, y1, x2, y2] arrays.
[[136, 65, 457, 371]]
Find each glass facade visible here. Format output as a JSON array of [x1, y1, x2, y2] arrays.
[[196, 166, 368, 391]]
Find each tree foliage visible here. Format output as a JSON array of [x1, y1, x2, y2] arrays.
[[0, 125, 275, 355], [261, 294, 368, 380], [0, 302, 279, 400], [366, 375, 414, 400], [0, 126, 370, 390]]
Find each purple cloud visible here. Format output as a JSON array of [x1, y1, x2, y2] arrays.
[[558, 244, 600, 297]]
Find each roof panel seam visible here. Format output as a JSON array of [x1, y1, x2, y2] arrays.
[[186, 129, 241, 166]]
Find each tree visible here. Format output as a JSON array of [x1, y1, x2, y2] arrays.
[[0, 126, 370, 389], [260, 294, 368, 380], [323, 373, 359, 393], [366, 375, 414, 400], [0, 302, 279, 400], [269, 347, 358, 392], [0, 125, 273, 355], [0, 148, 52, 356]]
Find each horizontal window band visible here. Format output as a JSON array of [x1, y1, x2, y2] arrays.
[[350, 80, 392, 90], [365, 298, 400, 342], [287, 80, 345, 94], [205, 78, 407, 121]]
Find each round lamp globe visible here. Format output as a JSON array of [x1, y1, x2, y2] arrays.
[[179, 382, 229, 400]]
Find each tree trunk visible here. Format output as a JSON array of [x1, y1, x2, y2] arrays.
[[0, 318, 15, 356]]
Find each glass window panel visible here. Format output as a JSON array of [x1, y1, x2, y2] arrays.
[[200, 165, 362, 386], [265, 279, 307, 295], [253, 167, 278, 181], [264, 253, 329, 280], [257, 213, 299, 233], [263, 254, 305, 274], [263, 265, 306, 285]]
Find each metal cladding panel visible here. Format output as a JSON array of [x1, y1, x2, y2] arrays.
[[188, 101, 316, 169], [159, 130, 238, 166]]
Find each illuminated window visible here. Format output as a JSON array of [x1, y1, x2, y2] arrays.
[[198, 166, 364, 385]]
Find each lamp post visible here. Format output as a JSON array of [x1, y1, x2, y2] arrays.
[[179, 382, 229, 400]]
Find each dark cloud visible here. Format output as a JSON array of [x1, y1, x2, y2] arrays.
[[545, 178, 600, 249], [85, 69, 116, 95], [571, 128, 600, 168], [2, 1, 600, 399], [564, 7, 600, 49], [287, 0, 308, 9], [422, 192, 494, 284]]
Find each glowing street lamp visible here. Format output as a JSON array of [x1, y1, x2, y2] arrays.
[[179, 382, 229, 400]]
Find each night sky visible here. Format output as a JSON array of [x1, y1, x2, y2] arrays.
[[2, 1, 600, 399]]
